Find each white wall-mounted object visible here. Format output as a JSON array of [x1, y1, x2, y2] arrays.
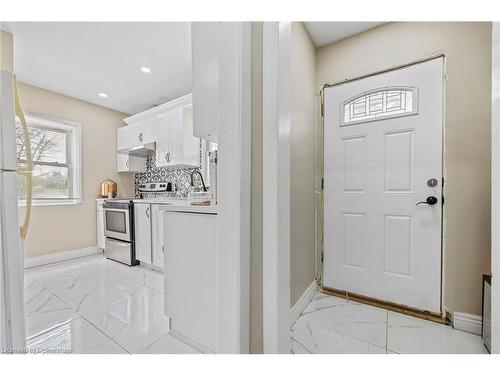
[[96, 199, 105, 250], [191, 22, 218, 142], [117, 120, 157, 151], [164, 210, 218, 352], [116, 153, 146, 173], [155, 106, 199, 169], [134, 203, 152, 264]]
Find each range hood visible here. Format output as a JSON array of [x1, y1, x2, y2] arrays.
[[119, 142, 156, 157]]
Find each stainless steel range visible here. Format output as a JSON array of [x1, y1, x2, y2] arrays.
[[103, 198, 139, 266]]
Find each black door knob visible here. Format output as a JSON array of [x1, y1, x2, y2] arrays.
[[416, 196, 438, 206]]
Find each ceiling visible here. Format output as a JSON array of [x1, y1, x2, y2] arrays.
[[2, 22, 192, 115], [304, 22, 386, 47], [2, 22, 384, 115]]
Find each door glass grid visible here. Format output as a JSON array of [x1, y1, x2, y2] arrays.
[[342, 87, 417, 126]]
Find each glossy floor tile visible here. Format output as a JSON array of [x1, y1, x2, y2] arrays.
[[291, 292, 488, 354], [140, 333, 201, 354], [387, 311, 488, 354], [24, 254, 199, 354], [295, 294, 387, 348], [27, 316, 127, 354]]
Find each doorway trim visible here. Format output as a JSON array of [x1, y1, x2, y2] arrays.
[[318, 54, 446, 319], [262, 21, 292, 354], [216, 22, 252, 353], [491, 22, 500, 354]]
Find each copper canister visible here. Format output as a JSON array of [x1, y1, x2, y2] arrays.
[[99, 178, 117, 198]]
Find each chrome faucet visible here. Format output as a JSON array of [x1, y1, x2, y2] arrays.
[[190, 170, 207, 192]]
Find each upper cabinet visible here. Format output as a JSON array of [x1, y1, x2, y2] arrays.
[[118, 94, 200, 171], [156, 106, 199, 168], [191, 22, 218, 142], [117, 119, 157, 152]]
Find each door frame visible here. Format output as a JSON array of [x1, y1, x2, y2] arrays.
[[318, 54, 447, 320], [216, 22, 252, 353], [262, 21, 292, 354], [491, 22, 500, 354]]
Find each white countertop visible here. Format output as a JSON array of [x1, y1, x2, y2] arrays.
[[132, 198, 217, 214]]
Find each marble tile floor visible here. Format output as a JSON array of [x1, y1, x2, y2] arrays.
[[290, 293, 489, 354], [24, 254, 201, 354]]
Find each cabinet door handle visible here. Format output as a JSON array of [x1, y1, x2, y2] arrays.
[[139, 133, 143, 142], [162, 244, 165, 253], [126, 159, 129, 168], [146, 207, 150, 218]]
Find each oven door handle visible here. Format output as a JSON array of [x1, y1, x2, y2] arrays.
[[103, 208, 129, 213]]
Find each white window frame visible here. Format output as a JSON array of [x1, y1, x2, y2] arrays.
[[17, 114, 82, 206], [340, 86, 419, 126]]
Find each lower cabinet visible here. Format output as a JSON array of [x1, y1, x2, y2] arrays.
[[151, 205, 165, 268], [164, 211, 218, 352], [134, 203, 165, 269], [134, 203, 152, 264]]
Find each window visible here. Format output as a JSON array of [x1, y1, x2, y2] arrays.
[[341, 87, 418, 126], [16, 115, 81, 205]]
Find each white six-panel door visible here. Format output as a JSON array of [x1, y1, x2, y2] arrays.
[[323, 58, 443, 313]]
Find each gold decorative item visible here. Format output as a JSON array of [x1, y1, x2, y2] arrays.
[[99, 178, 117, 198]]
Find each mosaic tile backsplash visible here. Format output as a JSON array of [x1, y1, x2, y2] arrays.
[[133, 155, 201, 199]]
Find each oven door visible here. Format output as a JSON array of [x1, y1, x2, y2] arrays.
[[103, 207, 131, 242]]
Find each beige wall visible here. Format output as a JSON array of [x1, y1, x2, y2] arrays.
[[18, 83, 134, 258], [250, 22, 263, 353], [1, 30, 14, 72], [290, 22, 317, 306], [317, 22, 492, 316]]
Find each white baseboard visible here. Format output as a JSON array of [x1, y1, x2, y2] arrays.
[[24, 246, 103, 269], [290, 280, 318, 327], [453, 311, 482, 336]]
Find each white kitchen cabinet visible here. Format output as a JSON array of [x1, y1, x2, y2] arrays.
[[134, 203, 152, 264], [141, 116, 159, 144], [96, 199, 105, 250], [164, 211, 218, 352], [156, 106, 200, 169], [192, 22, 218, 142], [117, 153, 146, 173], [151, 205, 165, 268], [155, 114, 170, 168], [126, 122, 143, 148], [118, 121, 155, 151]]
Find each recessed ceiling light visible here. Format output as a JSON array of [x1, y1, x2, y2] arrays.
[[141, 66, 152, 73], [98, 92, 108, 98]]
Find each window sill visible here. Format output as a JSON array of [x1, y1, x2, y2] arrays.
[[18, 199, 82, 207]]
